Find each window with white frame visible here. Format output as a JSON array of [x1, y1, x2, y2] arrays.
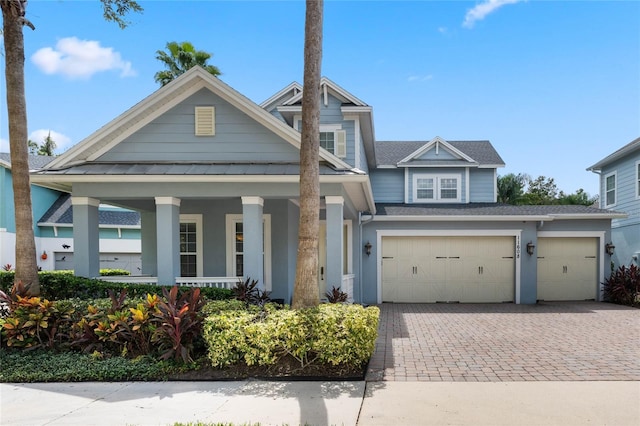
[[179, 215, 203, 277], [413, 174, 461, 202], [319, 124, 346, 158], [637, 161, 640, 198], [225, 214, 272, 290], [605, 171, 616, 207]]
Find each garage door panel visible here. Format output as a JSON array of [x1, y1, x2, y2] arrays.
[[537, 237, 598, 301], [381, 236, 515, 303]]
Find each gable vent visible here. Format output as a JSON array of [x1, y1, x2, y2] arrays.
[[195, 106, 215, 136]]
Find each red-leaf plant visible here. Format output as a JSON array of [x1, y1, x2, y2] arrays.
[[151, 286, 204, 363]]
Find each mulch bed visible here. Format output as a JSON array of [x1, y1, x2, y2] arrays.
[[168, 354, 366, 381]]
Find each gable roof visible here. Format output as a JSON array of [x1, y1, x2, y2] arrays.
[[0, 153, 55, 170], [38, 193, 140, 227], [44, 66, 351, 171], [375, 139, 505, 168], [259, 81, 303, 112], [587, 136, 640, 172]]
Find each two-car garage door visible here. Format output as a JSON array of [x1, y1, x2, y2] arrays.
[[382, 236, 515, 303]]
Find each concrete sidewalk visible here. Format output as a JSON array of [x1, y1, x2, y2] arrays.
[[1, 380, 639, 426]]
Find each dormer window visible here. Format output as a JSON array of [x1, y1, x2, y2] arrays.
[[319, 124, 346, 158], [413, 173, 461, 203]]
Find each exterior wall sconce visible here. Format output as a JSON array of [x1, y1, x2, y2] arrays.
[[40, 251, 48, 260], [526, 242, 535, 256], [605, 243, 615, 256], [364, 241, 372, 257]]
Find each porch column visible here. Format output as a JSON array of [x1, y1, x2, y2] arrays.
[[155, 197, 180, 285], [325, 196, 344, 291], [71, 197, 100, 278], [140, 211, 157, 276], [242, 196, 264, 290]]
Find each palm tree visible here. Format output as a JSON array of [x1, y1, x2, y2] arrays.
[[37, 131, 56, 156], [1, 0, 142, 295], [292, 0, 323, 309], [154, 41, 221, 86]]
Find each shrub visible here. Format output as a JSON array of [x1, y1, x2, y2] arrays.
[[0, 349, 184, 382], [203, 303, 379, 369], [0, 271, 233, 301], [0, 287, 75, 350], [603, 264, 640, 307]]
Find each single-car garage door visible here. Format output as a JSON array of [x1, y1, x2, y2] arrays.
[[537, 237, 598, 301], [382, 236, 515, 303]]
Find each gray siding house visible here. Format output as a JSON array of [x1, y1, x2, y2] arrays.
[[33, 67, 623, 304], [588, 137, 639, 269]]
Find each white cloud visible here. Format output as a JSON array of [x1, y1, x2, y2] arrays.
[[31, 37, 136, 79], [29, 129, 73, 154], [463, 0, 523, 28], [0, 138, 8, 153], [408, 75, 433, 82]]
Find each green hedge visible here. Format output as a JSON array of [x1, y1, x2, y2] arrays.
[[0, 271, 233, 301], [203, 302, 380, 369]]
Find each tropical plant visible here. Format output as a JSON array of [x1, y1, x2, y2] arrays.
[[154, 41, 221, 86], [497, 173, 527, 204], [325, 286, 348, 303], [603, 264, 639, 307], [151, 286, 205, 363], [1, 0, 142, 296], [293, 0, 323, 309]]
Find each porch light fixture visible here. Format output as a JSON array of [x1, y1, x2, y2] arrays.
[[526, 242, 535, 256], [605, 243, 615, 256], [364, 241, 372, 257]]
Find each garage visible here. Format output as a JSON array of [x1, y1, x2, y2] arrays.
[[381, 236, 515, 303], [537, 237, 598, 301]]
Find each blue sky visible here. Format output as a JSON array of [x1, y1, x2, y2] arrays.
[[1, 0, 638, 196]]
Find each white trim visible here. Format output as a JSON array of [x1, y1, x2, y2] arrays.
[[180, 214, 203, 277], [604, 171, 617, 208], [537, 231, 606, 301], [38, 222, 140, 230], [259, 81, 302, 109], [636, 160, 640, 200], [241, 196, 264, 206], [225, 214, 272, 291], [71, 197, 100, 207], [404, 168, 409, 204], [155, 196, 181, 206], [325, 196, 344, 205], [33, 174, 371, 184], [412, 173, 462, 203], [494, 169, 498, 202], [375, 229, 522, 304], [465, 168, 470, 204], [398, 136, 476, 165]]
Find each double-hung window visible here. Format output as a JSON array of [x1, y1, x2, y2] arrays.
[[605, 172, 616, 207], [319, 124, 346, 158], [413, 174, 461, 202]]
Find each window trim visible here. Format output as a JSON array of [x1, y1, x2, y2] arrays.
[[225, 214, 272, 291], [179, 214, 203, 277], [604, 171, 617, 208], [412, 173, 462, 203], [636, 160, 640, 200], [319, 124, 346, 158]]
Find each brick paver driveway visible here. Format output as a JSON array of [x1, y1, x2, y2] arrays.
[[366, 302, 639, 382]]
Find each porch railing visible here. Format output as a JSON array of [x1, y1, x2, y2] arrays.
[[98, 276, 242, 289], [341, 274, 355, 302]]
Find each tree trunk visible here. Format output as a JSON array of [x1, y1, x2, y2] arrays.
[[2, 0, 40, 295], [292, 0, 323, 309]]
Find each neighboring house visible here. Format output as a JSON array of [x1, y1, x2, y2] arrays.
[[588, 137, 639, 269], [31, 66, 623, 304], [0, 153, 141, 273]]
